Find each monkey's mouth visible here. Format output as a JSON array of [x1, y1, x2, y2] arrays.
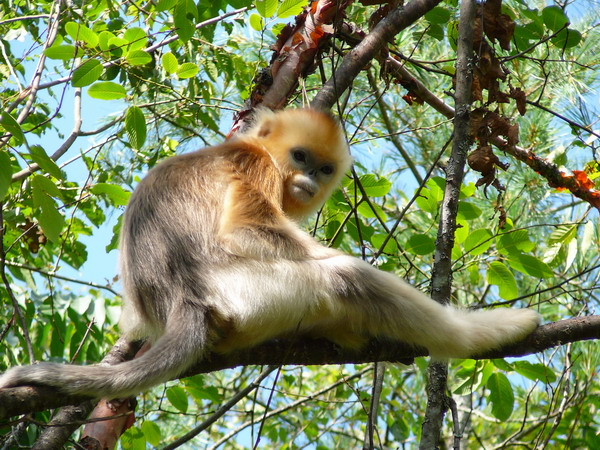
[[290, 181, 316, 202]]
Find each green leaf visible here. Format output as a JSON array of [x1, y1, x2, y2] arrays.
[[125, 106, 147, 149], [581, 220, 595, 254], [88, 81, 127, 100], [457, 201, 481, 220], [31, 174, 61, 198], [126, 50, 152, 66], [65, 21, 99, 48], [491, 359, 513, 372], [0, 151, 13, 200], [161, 52, 179, 74], [34, 194, 65, 243], [357, 201, 387, 221], [358, 174, 392, 197], [542, 6, 569, 32], [548, 225, 577, 245], [551, 28, 582, 49], [406, 233, 435, 255], [90, 183, 131, 206], [460, 182, 476, 198], [123, 27, 148, 51], [43, 44, 77, 60], [108, 36, 129, 50], [156, 0, 177, 12], [176, 62, 199, 79], [497, 230, 534, 255], [30, 145, 63, 179], [174, 0, 196, 42], [463, 228, 493, 255], [454, 219, 469, 244], [141, 421, 162, 447], [249, 13, 264, 32], [72, 59, 103, 87], [256, 0, 277, 18], [507, 253, 553, 278], [0, 111, 25, 145], [98, 31, 116, 51], [487, 372, 514, 421], [486, 261, 518, 300], [425, 7, 452, 24], [447, 21, 459, 50], [277, 0, 305, 19], [426, 23, 445, 41], [166, 386, 188, 413], [204, 59, 218, 82], [371, 233, 398, 254], [513, 361, 557, 383]]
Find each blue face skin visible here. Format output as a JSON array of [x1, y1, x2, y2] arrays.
[[288, 146, 336, 203]]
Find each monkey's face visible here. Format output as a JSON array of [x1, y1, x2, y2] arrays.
[[287, 146, 336, 205], [245, 108, 352, 220]]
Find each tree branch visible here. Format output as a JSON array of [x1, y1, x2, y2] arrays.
[[311, 0, 443, 110], [1, 316, 597, 421]]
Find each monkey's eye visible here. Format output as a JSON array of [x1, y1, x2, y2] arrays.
[[320, 165, 334, 175], [291, 148, 307, 163]]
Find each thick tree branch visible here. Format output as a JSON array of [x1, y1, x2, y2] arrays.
[[1, 316, 598, 421], [421, 0, 477, 447], [311, 0, 443, 110]]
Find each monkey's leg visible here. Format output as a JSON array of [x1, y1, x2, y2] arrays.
[[316, 255, 540, 358], [209, 255, 539, 358]]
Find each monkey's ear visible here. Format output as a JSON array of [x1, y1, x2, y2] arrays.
[[256, 118, 273, 137]]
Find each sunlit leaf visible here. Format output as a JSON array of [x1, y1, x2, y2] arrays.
[[126, 50, 152, 66], [65, 21, 99, 47], [277, 0, 305, 19], [463, 228, 493, 255], [249, 13, 265, 31], [176, 62, 199, 79], [125, 106, 147, 149], [0, 110, 25, 145], [486, 261, 518, 299], [141, 421, 162, 447], [72, 59, 103, 87], [514, 361, 557, 383], [507, 253, 554, 278], [44, 44, 78, 60], [88, 81, 127, 100], [161, 52, 179, 74], [0, 151, 13, 200], [123, 27, 148, 51], [29, 145, 63, 179], [256, 0, 277, 18], [91, 183, 131, 206], [166, 386, 188, 413], [98, 31, 116, 51]]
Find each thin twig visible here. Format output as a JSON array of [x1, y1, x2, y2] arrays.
[[162, 366, 278, 449], [0, 204, 35, 363]]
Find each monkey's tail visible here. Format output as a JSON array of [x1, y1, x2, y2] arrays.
[[420, 305, 541, 359], [0, 308, 208, 399]]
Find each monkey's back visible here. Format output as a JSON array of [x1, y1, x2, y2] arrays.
[[118, 144, 264, 336]]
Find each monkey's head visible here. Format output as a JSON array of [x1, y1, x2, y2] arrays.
[[245, 108, 352, 221]]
